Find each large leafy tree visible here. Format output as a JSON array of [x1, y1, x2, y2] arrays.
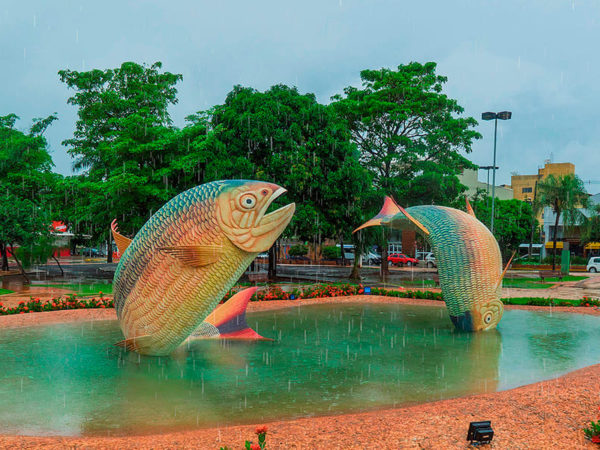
[[332, 62, 480, 276], [204, 84, 373, 276], [59, 62, 209, 260], [536, 174, 589, 270], [0, 194, 51, 277], [0, 114, 59, 272]]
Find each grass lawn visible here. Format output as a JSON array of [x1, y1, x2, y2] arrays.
[[0, 288, 14, 295], [503, 297, 595, 307], [34, 282, 113, 295]]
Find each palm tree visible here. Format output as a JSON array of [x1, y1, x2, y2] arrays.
[[536, 174, 589, 270]]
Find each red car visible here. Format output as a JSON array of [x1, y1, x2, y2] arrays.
[[388, 253, 419, 267]]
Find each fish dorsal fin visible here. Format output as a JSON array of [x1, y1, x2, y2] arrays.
[[396, 205, 430, 236], [159, 245, 222, 267], [111, 219, 133, 255], [353, 196, 402, 233], [465, 198, 476, 218], [496, 250, 516, 290]]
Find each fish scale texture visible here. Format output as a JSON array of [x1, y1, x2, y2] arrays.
[[404, 206, 502, 317], [113, 180, 255, 355]]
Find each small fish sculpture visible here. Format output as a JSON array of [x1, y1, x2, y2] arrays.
[[355, 197, 512, 332], [111, 180, 295, 355]]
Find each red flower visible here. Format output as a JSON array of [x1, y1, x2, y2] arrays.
[[255, 425, 268, 435], [19, 301, 24, 305], [250, 444, 261, 450], [19, 311, 24, 314], [592, 435, 600, 443]]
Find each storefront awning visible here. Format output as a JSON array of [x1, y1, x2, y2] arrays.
[[545, 241, 564, 249], [584, 242, 600, 250]]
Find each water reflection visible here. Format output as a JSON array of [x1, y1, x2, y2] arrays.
[[0, 304, 598, 436]]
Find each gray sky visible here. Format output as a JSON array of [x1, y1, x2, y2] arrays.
[[2, 0, 599, 192]]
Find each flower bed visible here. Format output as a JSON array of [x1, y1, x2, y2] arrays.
[[0, 295, 113, 315], [2, 284, 599, 317], [222, 283, 444, 303]]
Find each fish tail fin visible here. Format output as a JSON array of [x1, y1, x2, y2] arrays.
[[197, 287, 272, 340], [115, 334, 153, 352], [353, 196, 402, 233]]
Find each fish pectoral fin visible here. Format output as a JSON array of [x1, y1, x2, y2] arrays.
[[111, 219, 133, 255], [496, 250, 517, 290], [115, 335, 153, 352], [158, 245, 222, 267], [193, 287, 271, 340]]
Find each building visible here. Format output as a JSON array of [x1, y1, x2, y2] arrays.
[[511, 162, 575, 203], [458, 168, 513, 200]]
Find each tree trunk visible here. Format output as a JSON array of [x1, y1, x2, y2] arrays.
[[349, 233, 361, 280], [11, 244, 29, 284], [107, 235, 113, 263], [552, 209, 560, 271], [51, 254, 65, 277], [0, 243, 8, 272], [380, 228, 389, 281], [268, 242, 277, 280]]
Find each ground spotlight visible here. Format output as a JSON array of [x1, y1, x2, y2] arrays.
[[467, 421, 494, 445]]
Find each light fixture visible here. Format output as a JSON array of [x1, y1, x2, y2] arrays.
[[467, 421, 494, 445]]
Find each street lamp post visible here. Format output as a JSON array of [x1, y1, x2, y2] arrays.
[[481, 111, 512, 234], [478, 165, 499, 206]]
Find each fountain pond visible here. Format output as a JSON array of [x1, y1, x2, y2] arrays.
[[1, 303, 599, 436]]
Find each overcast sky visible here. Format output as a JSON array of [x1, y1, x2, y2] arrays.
[[2, 0, 599, 192]]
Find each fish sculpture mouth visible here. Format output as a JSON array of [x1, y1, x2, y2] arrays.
[[218, 185, 296, 253], [250, 187, 296, 253]]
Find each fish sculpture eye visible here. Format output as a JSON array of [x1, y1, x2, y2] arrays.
[[239, 193, 257, 209], [483, 312, 493, 324]]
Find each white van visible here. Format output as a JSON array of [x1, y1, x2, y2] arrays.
[[587, 257, 600, 273]]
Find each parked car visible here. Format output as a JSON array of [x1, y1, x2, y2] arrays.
[[362, 251, 381, 265], [587, 257, 600, 273], [81, 247, 105, 257], [416, 251, 437, 268], [388, 253, 419, 267]]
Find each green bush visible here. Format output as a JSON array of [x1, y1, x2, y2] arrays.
[[289, 244, 308, 257], [321, 246, 341, 259]]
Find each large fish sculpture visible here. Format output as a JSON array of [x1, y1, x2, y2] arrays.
[[111, 180, 295, 355], [355, 196, 512, 332]]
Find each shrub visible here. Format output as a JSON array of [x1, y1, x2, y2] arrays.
[[289, 244, 308, 257], [0, 295, 113, 315], [322, 246, 340, 259], [584, 408, 600, 444]]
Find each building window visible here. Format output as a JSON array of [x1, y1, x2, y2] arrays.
[[522, 187, 533, 193]]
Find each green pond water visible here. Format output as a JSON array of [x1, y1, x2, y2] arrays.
[[1, 303, 599, 436]]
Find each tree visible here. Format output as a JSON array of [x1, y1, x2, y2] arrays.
[[0, 194, 50, 279], [59, 62, 210, 260], [333, 62, 480, 277], [0, 114, 59, 272], [205, 84, 373, 278], [536, 174, 589, 270], [581, 203, 600, 246], [470, 197, 535, 260]]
